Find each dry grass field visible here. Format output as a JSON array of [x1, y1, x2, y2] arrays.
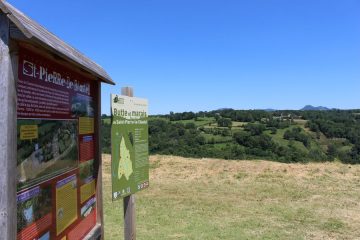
[[103, 154, 360, 240]]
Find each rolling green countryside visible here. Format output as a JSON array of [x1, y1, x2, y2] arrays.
[[102, 109, 360, 164]]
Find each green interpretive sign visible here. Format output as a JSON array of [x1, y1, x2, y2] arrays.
[[110, 94, 149, 200]]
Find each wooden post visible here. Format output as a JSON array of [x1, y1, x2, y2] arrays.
[[121, 86, 136, 240], [0, 12, 17, 240], [121, 86, 133, 98], [96, 81, 104, 239]]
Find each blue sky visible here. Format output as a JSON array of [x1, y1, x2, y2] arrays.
[[7, 0, 360, 114]]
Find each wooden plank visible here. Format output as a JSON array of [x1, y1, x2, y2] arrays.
[[0, 11, 17, 240], [124, 195, 136, 240], [121, 87, 134, 97], [122, 87, 136, 240], [95, 81, 105, 239], [9, 21, 28, 41]]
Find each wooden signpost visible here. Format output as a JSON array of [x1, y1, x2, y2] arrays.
[[110, 87, 150, 240], [122, 87, 136, 240]]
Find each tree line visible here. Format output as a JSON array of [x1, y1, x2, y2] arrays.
[[102, 109, 360, 164]]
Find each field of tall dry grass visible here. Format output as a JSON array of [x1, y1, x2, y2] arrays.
[[103, 154, 360, 240]]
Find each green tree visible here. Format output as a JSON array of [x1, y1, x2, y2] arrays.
[[244, 123, 265, 135], [217, 118, 232, 128]]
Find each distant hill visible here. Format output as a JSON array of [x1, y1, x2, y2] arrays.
[[301, 105, 330, 111]]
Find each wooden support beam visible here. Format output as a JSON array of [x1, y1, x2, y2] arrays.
[[122, 86, 136, 240], [0, 12, 17, 240], [96, 81, 105, 239], [124, 195, 136, 240]]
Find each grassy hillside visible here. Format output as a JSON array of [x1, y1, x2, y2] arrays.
[[103, 154, 360, 240]]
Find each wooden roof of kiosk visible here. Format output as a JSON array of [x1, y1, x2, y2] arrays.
[[0, 0, 115, 85]]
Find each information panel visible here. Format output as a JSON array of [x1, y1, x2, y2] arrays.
[[111, 94, 149, 200], [16, 48, 98, 240]]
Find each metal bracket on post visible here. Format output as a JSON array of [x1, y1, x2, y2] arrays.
[[121, 86, 136, 240]]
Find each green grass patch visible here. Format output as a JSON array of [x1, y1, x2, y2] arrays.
[[232, 121, 247, 127], [173, 117, 215, 127], [201, 133, 233, 143], [321, 218, 346, 233], [265, 127, 308, 153]]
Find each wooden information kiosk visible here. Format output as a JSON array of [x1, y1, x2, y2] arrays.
[[0, 2, 114, 239]]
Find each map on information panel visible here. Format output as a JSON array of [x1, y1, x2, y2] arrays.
[[118, 136, 133, 180]]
